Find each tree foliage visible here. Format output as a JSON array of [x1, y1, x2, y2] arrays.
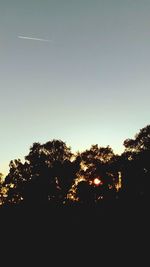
[[4, 140, 79, 206], [124, 125, 150, 152], [1, 124, 150, 207], [75, 145, 119, 203], [121, 125, 150, 200]]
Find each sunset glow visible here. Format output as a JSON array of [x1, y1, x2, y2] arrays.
[[93, 178, 102, 186], [1, 1, 150, 176], [0, 0, 150, 214]]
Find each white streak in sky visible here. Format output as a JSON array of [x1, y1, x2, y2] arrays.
[[18, 36, 52, 42]]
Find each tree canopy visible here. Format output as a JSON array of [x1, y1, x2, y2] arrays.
[[1, 124, 150, 207]]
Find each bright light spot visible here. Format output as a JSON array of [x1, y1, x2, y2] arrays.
[[116, 172, 122, 191], [94, 178, 102, 186], [98, 196, 103, 200]]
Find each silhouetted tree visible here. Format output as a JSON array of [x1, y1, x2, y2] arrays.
[[124, 125, 150, 152], [0, 173, 5, 205], [2, 124, 150, 208], [4, 140, 79, 206], [121, 125, 150, 200], [77, 145, 118, 203], [76, 180, 95, 205], [4, 159, 30, 205]]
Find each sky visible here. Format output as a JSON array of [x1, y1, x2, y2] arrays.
[[0, 0, 150, 175]]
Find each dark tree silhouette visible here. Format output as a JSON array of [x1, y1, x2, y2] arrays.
[[121, 125, 150, 201], [76, 180, 95, 205], [2, 124, 150, 208], [4, 140, 80, 206], [0, 173, 5, 205], [76, 145, 118, 203], [124, 125, 150, 152]]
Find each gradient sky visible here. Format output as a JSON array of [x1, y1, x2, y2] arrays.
[[0, 0, 150, 175]]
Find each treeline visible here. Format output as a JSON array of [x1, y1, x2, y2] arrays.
[[0, 124, 150, 207]]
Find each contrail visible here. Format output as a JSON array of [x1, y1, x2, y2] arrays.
[[18, 36, 52, 42]]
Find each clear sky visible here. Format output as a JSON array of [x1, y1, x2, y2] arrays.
[[0, 0, 150, 175]]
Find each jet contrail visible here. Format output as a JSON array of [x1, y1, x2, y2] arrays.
[[18, 36, 52, 42]]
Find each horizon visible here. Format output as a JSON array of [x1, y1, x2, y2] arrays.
[[1, 1, 150, 175], [0, 123, 147, 176], [1, 136, 125, 176]]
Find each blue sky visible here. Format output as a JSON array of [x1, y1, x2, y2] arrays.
[[0, 0, 150, 174]]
